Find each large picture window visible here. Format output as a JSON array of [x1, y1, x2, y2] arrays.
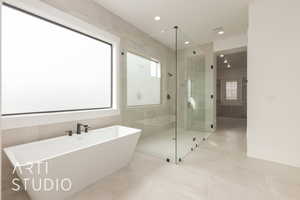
[[127, 52, 161, 106], [1, 4, 113, 115]]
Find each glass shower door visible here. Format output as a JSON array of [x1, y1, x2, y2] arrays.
[[175, 28, 215, 163]]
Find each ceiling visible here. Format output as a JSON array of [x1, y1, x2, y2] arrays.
[[217, 51, 247, 69], [93, 0, 250, 48]]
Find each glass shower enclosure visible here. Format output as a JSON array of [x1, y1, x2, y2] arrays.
[[124, 26, 216, 163]]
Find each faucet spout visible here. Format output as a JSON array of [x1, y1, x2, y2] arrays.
[[76, 123, 90, 134]]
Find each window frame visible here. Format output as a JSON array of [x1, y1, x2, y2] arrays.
[[1, 0, 120, 129], [126, 51, 162, 108], [2, 3, 114, 116]]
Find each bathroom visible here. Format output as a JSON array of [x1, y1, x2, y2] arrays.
[[2, 0, 300, 200], [1, 0, 215, 199]]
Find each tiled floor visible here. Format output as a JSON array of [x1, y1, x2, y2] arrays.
[[71, 117, 300, 200], [4, 118, 300, 200], [136, 128, 211, 162]]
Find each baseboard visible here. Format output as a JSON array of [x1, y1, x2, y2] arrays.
[[247, 151, 300, 169]]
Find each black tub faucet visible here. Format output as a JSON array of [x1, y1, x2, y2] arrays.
[[76, 123, 90, 134]]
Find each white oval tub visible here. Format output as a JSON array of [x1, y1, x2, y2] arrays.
[[4, 125, 141, 200]]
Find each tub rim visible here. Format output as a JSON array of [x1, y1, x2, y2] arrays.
[[4, 125, 141, 167]]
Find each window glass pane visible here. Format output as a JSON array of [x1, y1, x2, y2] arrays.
[[127, 52, 161, 106], [225, 81, 238, 100], [2, 5, 112, 115], [150, 62, 157, 77]]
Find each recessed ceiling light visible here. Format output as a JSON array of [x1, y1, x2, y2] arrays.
[[214, 27, 225, 35], [227, 64, 231, 68], [220, 54, 224, 58], [161, 30, 165, 33], [184, 41, 190, 45], [224, 59, 228, 64], [154, 16, 161, 21], [218, 30, 225, 35]]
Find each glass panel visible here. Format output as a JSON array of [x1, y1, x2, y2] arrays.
[[176, 29, 193, 161], [124, 29, 176, 162], [176, 28, 216, 162], [124, 27, 216, 164]]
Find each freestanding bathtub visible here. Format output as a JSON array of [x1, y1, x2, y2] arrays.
[[4, 125, 141, 200]]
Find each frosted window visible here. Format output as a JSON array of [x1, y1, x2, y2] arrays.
[[1, 5, 113, 115], [225, 81, 238, 100], [127, 52, 161, 106]]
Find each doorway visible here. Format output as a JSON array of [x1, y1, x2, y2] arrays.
[[215, 50, 247, 152]]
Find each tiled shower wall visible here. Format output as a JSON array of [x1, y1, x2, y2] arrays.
[[179, 44, 216, 132], [1, 0, 174, 199]]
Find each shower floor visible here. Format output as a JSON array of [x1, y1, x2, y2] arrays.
[[136, 128, 211, 162]]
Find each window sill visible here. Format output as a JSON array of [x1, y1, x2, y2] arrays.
[[126, 103, 163, 110], [1, 108, 120, 130]]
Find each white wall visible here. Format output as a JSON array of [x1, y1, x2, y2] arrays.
[[247, 0, 300, 167], [214, 34, 247, 52]]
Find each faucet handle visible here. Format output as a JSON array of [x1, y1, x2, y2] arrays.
[[83, 125, 91, 133], [66, 130, 73, 136]]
